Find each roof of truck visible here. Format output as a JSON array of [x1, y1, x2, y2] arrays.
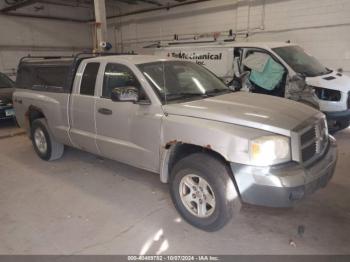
[[20, 58, 74, 66], [85, 55, 174, 65], [19, 55, 173, 68], [159, 41, 295, 49]]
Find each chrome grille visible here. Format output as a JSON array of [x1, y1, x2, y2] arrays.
[[300, 127, 316, 145], [316, 119, 328, 154], [302, 142, 316, 162], [299, 118, 328, 164]]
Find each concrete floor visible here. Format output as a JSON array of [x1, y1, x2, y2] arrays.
[[0, 127, 349, 255], [0, 119, 24, 139]]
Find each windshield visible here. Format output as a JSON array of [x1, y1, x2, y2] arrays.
[[273, 45, 331, 77], [137, 61, 231, 103], [0, 73, 14, 89]]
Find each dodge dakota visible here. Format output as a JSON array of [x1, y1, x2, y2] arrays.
[[13, 54, 337, 231]]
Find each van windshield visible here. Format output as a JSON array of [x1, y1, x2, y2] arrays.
[[273, 45, 332, 77], [137, 61, 231, 103], [0, 73, 14, 89]]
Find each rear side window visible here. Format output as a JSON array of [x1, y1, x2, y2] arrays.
[[16, 65, 69, 91], [34, 67, 68, 89], [80, 62, 100, 96]]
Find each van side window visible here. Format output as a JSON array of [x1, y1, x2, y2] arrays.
[[80, 63, 100, 96], [102, 63, 147, 101]]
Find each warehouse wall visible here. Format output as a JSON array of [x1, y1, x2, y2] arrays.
[[109, 0, 350, 73], [0, 14, 92, 78]]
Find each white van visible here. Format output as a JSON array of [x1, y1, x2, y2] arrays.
[[155, 42, 350, 132]]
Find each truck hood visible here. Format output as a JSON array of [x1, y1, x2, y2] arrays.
[[306, 71, 350, 93], [163, 92, 320, 136]]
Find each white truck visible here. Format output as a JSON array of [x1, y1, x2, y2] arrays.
[[155, 42, 350, 132], [14, 53, 337, 231]]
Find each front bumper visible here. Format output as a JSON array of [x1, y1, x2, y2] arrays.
[[324, 109, 350, 122], [0, 105, 15, 120], [230, 137, 337, 207]]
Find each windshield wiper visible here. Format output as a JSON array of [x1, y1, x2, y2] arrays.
[[165, 89, 231, 101], [166, 92, 208, 98], [205, 88, 232, 96]]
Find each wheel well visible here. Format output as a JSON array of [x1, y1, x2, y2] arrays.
[[27, 106, 45, 127], [167, 143, 231, 179], [164, 142, 241, 200]]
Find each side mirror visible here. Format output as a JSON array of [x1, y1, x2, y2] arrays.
[[337, 68, 343, 73], [111, 86, 139, 102]]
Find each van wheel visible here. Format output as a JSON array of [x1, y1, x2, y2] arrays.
[[31, 118, 64, 161], [329, 119, 350, 134], [170, 153, 241, 231]]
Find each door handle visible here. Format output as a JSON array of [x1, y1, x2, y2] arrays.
[[15, 98, 22, 104], [98, 107, 112, 115]]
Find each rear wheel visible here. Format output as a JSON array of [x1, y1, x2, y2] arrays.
[[170, 153, 241, 231], [31, 118, 64, 161]]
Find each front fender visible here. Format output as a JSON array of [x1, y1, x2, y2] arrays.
[[159, 115, 273, 183]]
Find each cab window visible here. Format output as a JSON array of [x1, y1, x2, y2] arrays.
[[80, 62, 100, 96], [102, 63, 148, 101]]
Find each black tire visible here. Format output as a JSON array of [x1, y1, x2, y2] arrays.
[[336, 120, 349, 133], [170, 153, 241, 231], [328, 119, 350, 134], [31, 118, 64, 161]]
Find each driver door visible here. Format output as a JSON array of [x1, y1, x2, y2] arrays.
[[241, 48, 287, 97], [95, 63, 162, 172]]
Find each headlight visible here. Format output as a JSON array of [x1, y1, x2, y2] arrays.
[[249, 135, 291, 166], [311, 86, 341, 101]]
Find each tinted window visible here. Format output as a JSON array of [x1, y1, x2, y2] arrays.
[[103, 63, 146, 100], [34, 67, 68, 89], [80, 63, 100, 96], [16, 65, 69, 90]]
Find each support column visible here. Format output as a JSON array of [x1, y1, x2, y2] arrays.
[[94, 0, 108, 51]]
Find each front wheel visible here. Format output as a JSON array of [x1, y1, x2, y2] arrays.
[[31, 118, 64, 161], [170, 153, 241, 231]]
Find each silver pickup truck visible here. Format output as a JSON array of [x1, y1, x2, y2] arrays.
[[13, 54, 337, 231]]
